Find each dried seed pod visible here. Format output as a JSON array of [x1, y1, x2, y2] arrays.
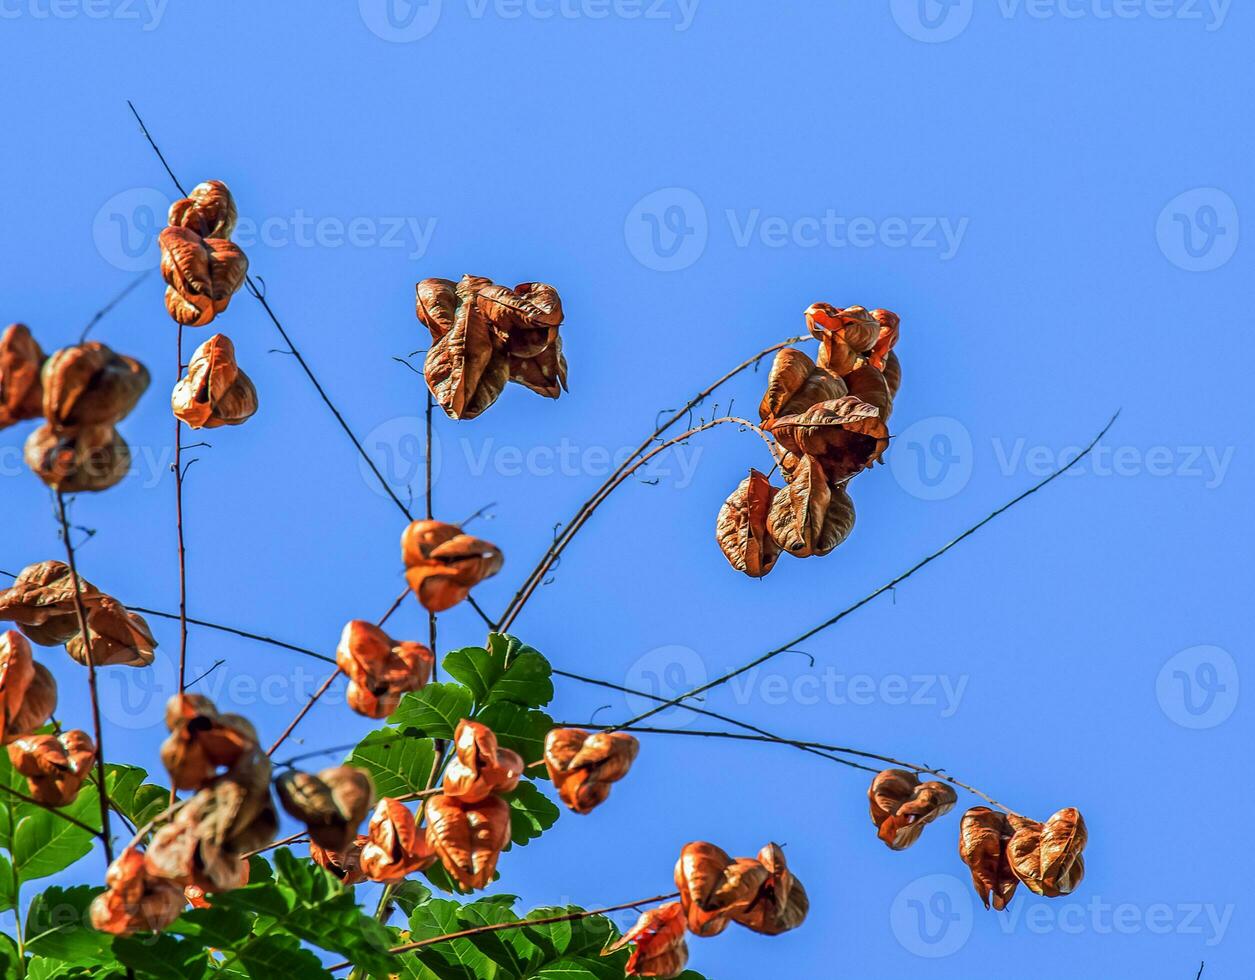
[[766, 454, 832, 558], [160, 694, 258, 790], [276, 766, 374, 853], [168, 180, 239, 239], [335, 620, 434, 719], [816, 483, 856, 557], [716, 469, 781, 578], [869, 309, 900, 370], [868, 769, 958, 850], [443, 720, 524, 803], [65, 596, 156, 668], [90, 847, 186, 936], [759, 348, 847, 423], [674, 841, 769, 937], [1007, 807, 1087, 898], [24, 422, 130, 493], [6, 729, 96, 806], [766, 396, 889, 481], [543, 728, 639, 814], [160, 227, 249, 327], [805, 303, 881, 376], [360, 797, 435, 882], [844, 363, 893, 424], [311, 836, 368, 886], [0, 631, 58, 742], [144, 810, 251, 895], [401, 520, 503, 613], [174, 751, 278, 857], [40, 342, 150, 427], [0, 323, 45, 428], [424, 793, 511, 891], [604, 902, 688, 979], [172, 333, 258, 429], [882, 350, 902, 400], [184, 857, 249, 910], [958, 807, 1019, 911], [729, 843, 810, 936], [417, 275, 566, 419], [0, 561, 100, 646]]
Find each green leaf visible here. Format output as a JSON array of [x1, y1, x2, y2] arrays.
[[530, 958, 624, 980], [112, 933, 208, 979], [11, 798, 97, 884], [503, 783, 560, 847], [235, 932, 330, 978], [348, 726, 438, 797], [444, 636, 553, 709], [0, 854, 14, 913], [168, 901, 254, 948], [523, 907, 617, 960], [391, 684, 475, 739], [104, 764, 169, 828], [391, 879, 433, 916], [473, 703, 554, 767], [24, 885, 113, 964]]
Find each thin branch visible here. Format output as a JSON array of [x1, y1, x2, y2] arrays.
[[497, 415, 774, 631], [80, 270, 152, 342], [54, 491, 115, 862], [173, 323, 189, 806], [243, 830, 307, 859], [265, 587, 410, 758], [609, 413, 1120, 733], [127, 606, 336, 664], [494, 338, 805, 629], [0, 782, 103, 838], [125, 99, 414, 521], [327, 892, 682, 970]]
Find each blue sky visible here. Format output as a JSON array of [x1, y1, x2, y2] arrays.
[[1, 1, 1251, 976]]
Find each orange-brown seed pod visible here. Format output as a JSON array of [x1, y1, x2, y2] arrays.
[[868, 768, 958, 850], [0, 323, 45, 428], [543, 728, 639, 814], [400, 520, 503, 613], [958, 806, 1019, 911], [335, 620, 434, 719], [443, 719, 524, 803], [604, 902, 689, 978], [423, 793, 511, 891], [715, 469, 781, 578], [360, 797, 435, 882]]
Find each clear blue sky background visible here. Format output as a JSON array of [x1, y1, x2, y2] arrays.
[[1, 2, 1251, 977]]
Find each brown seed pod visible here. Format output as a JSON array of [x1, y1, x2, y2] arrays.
[[0, 631, 58, 743], [805, 303, 881, 376], [172, 333, 258, 429], [40, 342, 150, 427], [673, 841, 769, 938], [1007, 807, 1087, 898], [715, 469, 781, 578], [168, 180, 239, 240], [443, 720, 524, 803], [311, 835, 368, 886], [0, 323, 45, 429], [868, 769, 958, 850], [844, 362, 894, 425], [90, 847, 186, 936], [276, 766, 375, 853], [424, 793, 511, 891], [172, 750, 278, 857], [184, 858, 247, 910], [360, 797, 436, 882], [543, 728, 639, 814], [766, 396, 889, 481], [335, 620, 434, 719], [766, 454, 832, 558], [603, 902, 689, 979], [728, 843, 810, 936], [145, 800, 252, 893], [160, 694, 258, 790], [401, 520, 503, 613], [882, 349, 902, 400], [160, 227, 249, 327], [24, 423, 130, 493], [958, 806, 1019, 911], [0, 561, 100, 647], [65, 596, 156, 668], [417, 275, 566, 419], [6, 729, 96, 806], [759, 348, 847, 424]]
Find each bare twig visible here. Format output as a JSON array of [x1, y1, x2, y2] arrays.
[[125, 99, 413, 521], [54, 491, 115, 862], [608, 413, 1121, 733], [172, 323, 189, 806], [327, 892, 682, 970], [494, 338, 805, 629], [80, 270, 152, 342]]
